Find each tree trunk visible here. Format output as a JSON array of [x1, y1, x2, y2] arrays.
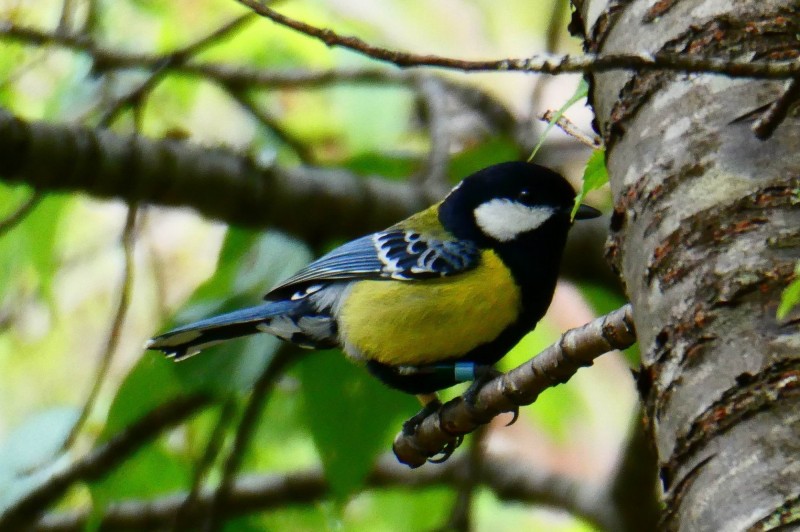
[[575, 0, 800, 529]]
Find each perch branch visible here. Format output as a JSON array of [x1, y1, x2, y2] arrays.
[[393, 304, 636, 468]]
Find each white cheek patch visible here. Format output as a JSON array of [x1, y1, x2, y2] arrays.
[[474, 199, 555, 242]]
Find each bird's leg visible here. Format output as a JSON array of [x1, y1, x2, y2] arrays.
[[402, 393, 441, 436]]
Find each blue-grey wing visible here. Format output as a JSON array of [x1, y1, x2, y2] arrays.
[[266, 231, 480, 299]]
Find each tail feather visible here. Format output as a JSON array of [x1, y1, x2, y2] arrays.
[[146, 301, 297, 361]]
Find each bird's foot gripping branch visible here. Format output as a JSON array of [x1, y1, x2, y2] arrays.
[[393, 304, 636, 468]]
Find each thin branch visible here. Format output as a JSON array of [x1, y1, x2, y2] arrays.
[[0, 192, 42, 237], [608, 413, 661, 532], [62, 205, 138, 450], [527, 0, 568, 148], [235, 1, 798, 79], [222, 86, 315, 163], [56, 0, 75, 34], [0, 394, 213, 530], [752, 77, 800, 140], [203, 347, 298, 531], [540, 110, 603, 149], [442, 425, 487, 531], [95, 14, 257, 126], [414, 76, 451, 193], [393, 304, 637, 468], [0, 22, 404, 88], [2, 20, 797, 80], [172, 399, 237, 531], [33, 454, 619, 532]]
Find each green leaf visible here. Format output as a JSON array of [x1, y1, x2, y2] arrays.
[[777, 261, 800, 320], [105, 229, 310, 442], [101, 354, 186, 439], [0, 407, 78, 511], [571, 149, 608, 220], [298, 350, 416, 498], [528, 78, 589, 161]]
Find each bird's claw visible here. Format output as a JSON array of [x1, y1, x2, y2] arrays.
[[427, 435, 463, 463], [402, 399, 442, 436], [505, 406, 520, 426], [401, 398, 467, 463], [462, 367, 519, 426]]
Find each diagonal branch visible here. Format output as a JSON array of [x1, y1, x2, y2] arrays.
[[0, 192, 41, 236], [33, 454, 620, 532], [62, 205, 138, 450], [0, 394, 213, 530], [752, 77, 800, 140], [393, 304, 636, 468], [203, 348, 298, 531], [95, 13, 257, 125], [236, 1, 798, 79]]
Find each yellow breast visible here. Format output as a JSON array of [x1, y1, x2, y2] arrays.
[[337, 250, 521, 366]]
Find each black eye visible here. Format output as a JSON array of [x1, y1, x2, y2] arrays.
[[518, 189, 531, 200]]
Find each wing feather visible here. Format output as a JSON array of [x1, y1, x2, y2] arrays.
[[266, 231, 480, 299]]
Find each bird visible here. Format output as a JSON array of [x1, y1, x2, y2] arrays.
[[147, 161, 600, 446]]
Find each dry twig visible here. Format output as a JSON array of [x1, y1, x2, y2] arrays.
[[235, 1, 797, 79], [540, 110, 603, 149], [752, 77, 800, 140]]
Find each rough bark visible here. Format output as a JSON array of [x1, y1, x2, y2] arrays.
[[576, 0, 800, 530]]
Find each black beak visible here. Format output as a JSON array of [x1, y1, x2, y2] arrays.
[[574, 204, 602, 220]]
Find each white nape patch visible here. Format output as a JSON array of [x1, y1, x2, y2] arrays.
[[473, 199, 555, 242]]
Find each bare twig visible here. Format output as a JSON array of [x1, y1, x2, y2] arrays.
[[3, 20, 797, 80], [235, 1, 798, 79], [0, 22, 409, 87], [63, 205, 138, 450], [56, 0, 75, 34], [0, 394, 213, 531], [203, 347, 299, 531], [222, 87, 315, 163], [96, 14, 257, 126], [527, 0, 569, 147], [752, 77, 800, 140], [415, 76, 451, 193], [34, 454, 620, 532], [442, 425, 487, 531], [393, 304, 637, 468], [172, 399, 237, 531], [609, 413, 661, 532], [540, 110, 603, 149], [0, 192, 42, 237]]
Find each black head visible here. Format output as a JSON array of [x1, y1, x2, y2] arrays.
[[438, 161, 587, 246]]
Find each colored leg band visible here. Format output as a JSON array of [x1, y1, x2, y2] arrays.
[[453, 362, 476, 382]]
